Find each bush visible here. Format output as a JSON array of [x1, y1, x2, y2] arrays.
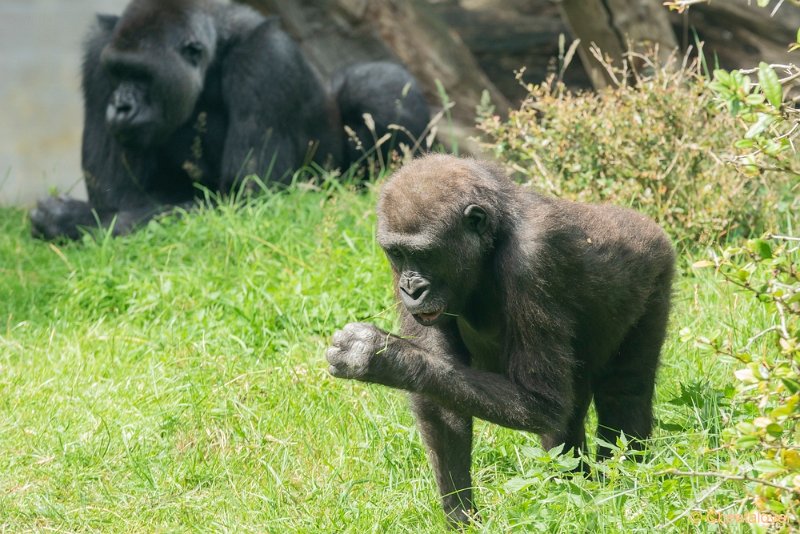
[[477, 62, 797, 248], [693, 235, 800, 526]]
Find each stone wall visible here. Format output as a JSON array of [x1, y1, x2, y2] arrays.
[[0, 0, 128, 206]]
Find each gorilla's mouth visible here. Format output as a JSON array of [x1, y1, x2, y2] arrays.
[[414, 309, 444, 326], [110, 122, 156, 148]]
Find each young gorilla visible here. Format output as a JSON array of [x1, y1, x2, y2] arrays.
[[326, 154, 675, 525], [30, 0, 429, 240]]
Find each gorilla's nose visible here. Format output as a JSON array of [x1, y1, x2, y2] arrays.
[[106, 86, 141, 127], [107, 98, 138, 126], [400, 275, 429, 303]]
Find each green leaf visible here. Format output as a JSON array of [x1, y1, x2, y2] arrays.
[[594, 437, 619, 453], [753, 460, 784, 476], [546, 442, 565, 458], [750, 239, 773, 259], [519, 445, 545, 459], [745, 112, 776, 139], [766, 423, 783, 437], [756, 0, 770, 6], [658, 421, 686, 432], [758, 62, 783, 109], [730, 99, 741, 116], [736, 268, 751, 282], [736, 435, 760, 448], [742, 75, 752, 93], [771, 402, 796, 419], [504, 477, 533, 493], [781, 379, 800, 394], [745, 93, 765, 106], [556, 456, 581, 472], [713, 69, 732, 85], [737, 421, 757, 434]]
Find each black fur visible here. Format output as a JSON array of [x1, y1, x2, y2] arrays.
[[333, 62, 430, 168], [326, 154, 675, 525], [30, 0, 429, 240]]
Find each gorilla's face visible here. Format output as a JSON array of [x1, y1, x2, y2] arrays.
[[378, 204, 491, 327], [376, 157, 502, 328], [100, 6, 217, 148]]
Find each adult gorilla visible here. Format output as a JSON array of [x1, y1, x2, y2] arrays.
[[30, 0, 429, 240]]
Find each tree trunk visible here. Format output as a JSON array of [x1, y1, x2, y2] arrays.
[[427, 0, 593, 103], [559, 0, 678, 89], [238, 0, 510, 152], [671, 1, 800, 69]]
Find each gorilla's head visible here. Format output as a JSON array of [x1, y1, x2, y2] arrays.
[[376, 155, 512, 326], [99, 0, 218, 148]]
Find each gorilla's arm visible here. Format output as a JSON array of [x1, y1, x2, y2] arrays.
[[220, 19, 340, 188], [410, 393, 474, 525], [326, 321, 571, 434], [327, 319, 572, 525], [30, 15, 164, 240], [29, 197, 98, 241], [30, 197, 193, 241]]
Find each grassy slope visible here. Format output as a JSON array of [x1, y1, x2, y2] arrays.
[[0, 185, 772, 532]]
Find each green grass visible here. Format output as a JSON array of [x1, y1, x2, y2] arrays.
[[0, 182, 783, 532]]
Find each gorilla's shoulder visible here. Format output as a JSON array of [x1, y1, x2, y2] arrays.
[[216, 2, 279, 42]]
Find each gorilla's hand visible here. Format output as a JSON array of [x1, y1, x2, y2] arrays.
[[30, 196, 97, 241], [326, 323, 393, 382]]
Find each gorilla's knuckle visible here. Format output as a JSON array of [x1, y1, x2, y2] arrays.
[[332, 329, 349, 346], [325, 347, 339, 363], [351, 325, 371, 339], [350, 340, 368, 357]]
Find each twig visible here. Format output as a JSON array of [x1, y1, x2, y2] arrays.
[[588, 43, 623, 87], [779, 68, 800, 85], [769, 234, 800, 242], [738, 64, 796, 75], [772, 0, 787, 17], [775, 301, 791, 339], [663, 0, 708, 13], [744, 326, 781, 350], [660, 469, 800, 494], [657, 480, 725, 529]]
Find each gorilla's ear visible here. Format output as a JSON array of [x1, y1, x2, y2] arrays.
[[463, 204, 489, 234], [96, 14, 119, 33]]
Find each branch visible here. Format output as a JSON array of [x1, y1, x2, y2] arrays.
[[769, 234, 800, 242], [657, 480, 726, 529], [663, 0, 707, 13], [660, 469, 800, 494]]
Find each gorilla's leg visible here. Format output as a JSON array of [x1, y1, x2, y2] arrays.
[[333, 62, 430, 169], [593, 285, 671, 460], [541, 371, 592, 461], [410, 394, 475, 525], [220, 129, 297, 190]]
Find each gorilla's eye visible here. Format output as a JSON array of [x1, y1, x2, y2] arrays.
[[386, 247, 403, 262], [180, 41, 205, 67]]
